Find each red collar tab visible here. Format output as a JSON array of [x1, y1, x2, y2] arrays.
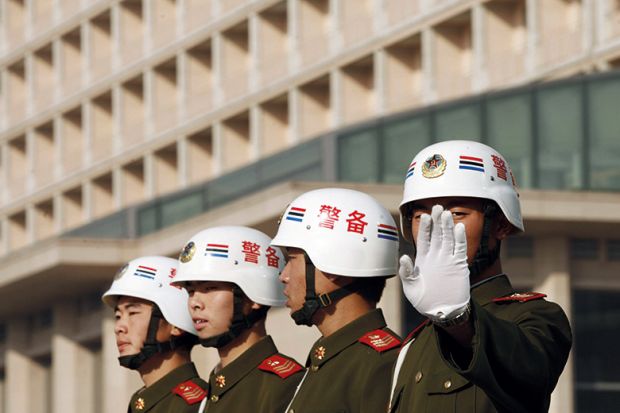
[[492, 292, 547, 303], [402, 319, 430, 347], [258, 355, 303, 379], [358, 329, 401, 352], [172, 380, 207, 405]]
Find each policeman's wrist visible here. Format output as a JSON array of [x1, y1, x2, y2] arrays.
[[430, 303, 472, 328]]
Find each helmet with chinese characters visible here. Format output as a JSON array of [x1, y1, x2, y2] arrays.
[[172, 226, 286, 307], [102, 256, 197, 335], [399, 140, 523, 242], [271, 188, 398, 278]]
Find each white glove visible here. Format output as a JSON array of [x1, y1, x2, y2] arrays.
[[399, 204, 470, 321]]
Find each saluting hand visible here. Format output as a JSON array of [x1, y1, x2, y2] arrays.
[[399, 205, 470, 321]]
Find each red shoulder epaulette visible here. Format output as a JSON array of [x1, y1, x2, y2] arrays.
[[402, 319, 430, 347], [172, 380, 207, 405], [258, 354, 303, 379], [358, 329, 401, 352], [492, 292, 547, 303]]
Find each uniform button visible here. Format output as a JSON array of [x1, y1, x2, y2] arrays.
[[444, 380, 452, 389], [311, 365, 319, 372], [415, 371, 423, 383], [210, 395, 219, 402], [288, 409, 294, 413]]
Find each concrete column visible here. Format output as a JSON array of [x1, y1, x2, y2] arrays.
[[83, 100, 93, 165], [525, 0, 539, 75], [533, 236, 574, 413], [101, 313, 142, 413], [24, 52, 34, 117], [177, 137, 188, 189], [112, 167, 123, 209], [328, 0, 343, 55], [212, 121, 223, 175], [177, 52, 187, 122], [212, 33, 223, 107], [144, 153, 154, 199], [471, 4, 488, 92], [287, 0, 301, 73], [248, 13, 259, 92], [53, 115, 63, 181], [0, 141, 7, 205], [144, 70, 154, 138], [83, 180, 93, 221], [52, 38, 61, 103], [51, 301, 80, 413], [329, 69, 341, 129], [111, 3, 121, 72], [421, 28, 436, 105], [81, 22, 91, 87], [5, 319, 49, 413], [288, 87, 300, 145], [25, 129, 35, 193], [249, 105, 261, 161], [373, 49, 386, 116], [112, 84, 123, 155]]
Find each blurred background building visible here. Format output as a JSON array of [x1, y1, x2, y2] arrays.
[[1, 0, 619, 412]]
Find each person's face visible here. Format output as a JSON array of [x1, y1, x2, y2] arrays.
[[410, 197, 493, 264], [186, 281, 235, 340], [114, 296, 152, 357], [279, 247, 307, 314]]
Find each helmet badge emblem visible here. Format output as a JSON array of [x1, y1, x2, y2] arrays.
[[179, 241, 196, 263], [421, 154, 447, 179]]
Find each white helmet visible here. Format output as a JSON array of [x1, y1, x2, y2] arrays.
[[102, 256, 196, 335], [399, 140, 523, 241], [173, 226, 286, 307], [272, 188, 398, 277]]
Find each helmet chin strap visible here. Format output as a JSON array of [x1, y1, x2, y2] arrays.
[[290, 253, 363, 327], [200, 286, 268, 349], [118, 305, 198, 370], [468, 203, 501, 278]]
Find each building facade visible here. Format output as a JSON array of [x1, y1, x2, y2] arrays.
[[1, 0, 620, 412]]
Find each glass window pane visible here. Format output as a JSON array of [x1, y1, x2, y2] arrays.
[[574, 290, 620, 412], [536, 84, 584, 189], [338, 128, 379, 182], [137, 205, 159, 236], [381, 115, 431, 184], [588, 77, 620, 190], [435, 103, 481, 141], [160, 191, 203, 228], [487, 92, 533, 188], [261, 139, 322, 184], [207, 166, 260, 208]]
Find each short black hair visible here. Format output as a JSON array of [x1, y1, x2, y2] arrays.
[[356, 276, 388, 304]]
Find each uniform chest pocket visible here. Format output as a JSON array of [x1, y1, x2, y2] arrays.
[[426, 370, 471, 395]]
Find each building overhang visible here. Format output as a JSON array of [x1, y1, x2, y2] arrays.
[[1, 181, 620, 317]]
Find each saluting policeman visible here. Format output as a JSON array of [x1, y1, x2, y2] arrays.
[[102, 256, 207, 413], [390, 140, 572, 412], [272, 188, 402, 413], [172, 226, 304, 412]]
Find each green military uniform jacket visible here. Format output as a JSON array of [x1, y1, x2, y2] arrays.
[[202, 335, 304, 412], [285, 309, 401, 413], [128, 362, 208, 413], [389, 274, 572, 413]]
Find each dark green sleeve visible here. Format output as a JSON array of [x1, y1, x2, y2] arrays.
[[437, 299, 572, 413]]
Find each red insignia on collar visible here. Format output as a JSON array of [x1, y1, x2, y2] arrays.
[[258, 355, 303, 379], [402, 319, 430, 347], [172, 380, 207, 405], [358, 329, 401, 352], [492, 292, 547, 303]]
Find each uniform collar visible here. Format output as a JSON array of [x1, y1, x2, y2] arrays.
[[130, 363, 200, 412], [471, 273, 514, 306], [308, 309, 387, 368], [209, 335, 278, 397]]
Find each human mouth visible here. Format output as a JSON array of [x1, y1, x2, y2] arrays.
[[117, 341, 131, 353], [193, 318, 208, 331]]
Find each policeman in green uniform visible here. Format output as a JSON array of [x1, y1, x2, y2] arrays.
[[272, 188, 402, 413], [172, 226, 304, 412], [102, 256, 207, 412], [390, 140, 572, 413]]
